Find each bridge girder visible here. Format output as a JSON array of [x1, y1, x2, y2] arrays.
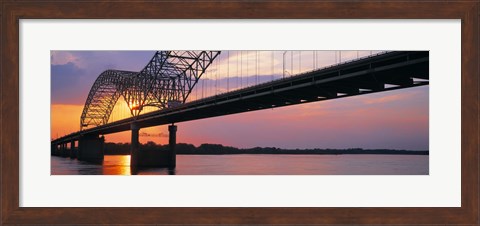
[[80, 51, 221, 130]]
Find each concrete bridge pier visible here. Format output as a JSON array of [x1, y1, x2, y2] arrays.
[[61, 143, 68, 157], [70, 140, 76, 159], [168, 124, 177, 168], [130, 123, 177, 168], [130, 122, 140, 168], [78, 135, 104, 163], [52, 143, 60, 156]]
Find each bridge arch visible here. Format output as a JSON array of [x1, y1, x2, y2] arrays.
[[80, 70, 136, 128], [80, 51, 220, 130]]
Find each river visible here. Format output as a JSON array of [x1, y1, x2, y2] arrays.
[[51, 154, 428, 175]]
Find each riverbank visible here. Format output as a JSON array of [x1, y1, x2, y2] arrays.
[[104, 142, 428, 155]]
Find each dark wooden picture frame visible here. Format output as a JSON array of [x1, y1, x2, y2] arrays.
[[1, 1, 478, 225]]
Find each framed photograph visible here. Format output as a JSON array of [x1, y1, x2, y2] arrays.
[[1, 1, 478, 225]]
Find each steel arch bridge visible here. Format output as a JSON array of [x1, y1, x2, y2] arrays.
[[80, 51, 221, 130]]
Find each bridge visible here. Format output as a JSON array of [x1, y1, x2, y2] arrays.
[[51, 51, 429, 168]]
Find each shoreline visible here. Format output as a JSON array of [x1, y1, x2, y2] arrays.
[[104, 151, 429, 156], [103, 142, 428, 156]]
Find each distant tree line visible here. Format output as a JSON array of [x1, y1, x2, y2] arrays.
[[103, 142, 429, 155]]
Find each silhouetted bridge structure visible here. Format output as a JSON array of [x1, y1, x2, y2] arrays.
[[51, 51, 429, 168]]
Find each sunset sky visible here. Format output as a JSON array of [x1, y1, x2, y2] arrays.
[[51, 51, 428, 150]]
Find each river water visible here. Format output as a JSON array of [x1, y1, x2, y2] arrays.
[[51, 154, 428, 175]]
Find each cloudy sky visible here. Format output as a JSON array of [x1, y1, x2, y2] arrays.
[[51, 51, 428, 150]]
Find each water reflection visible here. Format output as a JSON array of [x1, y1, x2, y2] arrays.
[[100, 155, 176, 175], [135, 167, 176, 175], [102, 155, 131, 175], [51, 154, 429, 175], [61, 155, 177, 175]]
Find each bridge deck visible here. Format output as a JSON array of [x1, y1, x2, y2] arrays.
[[52, 51, 428, 144]]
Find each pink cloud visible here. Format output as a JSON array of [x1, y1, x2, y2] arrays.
[[362, 92, 414, 105], [51, 51, 79, 66]]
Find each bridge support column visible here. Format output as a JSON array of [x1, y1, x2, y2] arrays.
[[55, 144, 60, 156], [52, 143, 60, 156], [129, 123, 177, 169], [61, 143, 68, 157], [78, 135, 104, 163], [130, 122, 140, 168], [70, 140, 76, 159], [168, 124, 177, 168]]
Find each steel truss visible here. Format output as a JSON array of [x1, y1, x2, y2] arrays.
[[80, 51, 221, 129]]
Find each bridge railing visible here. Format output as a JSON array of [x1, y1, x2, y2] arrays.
[[184, 51, 390, 104], [95, 51, 392, 128]]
